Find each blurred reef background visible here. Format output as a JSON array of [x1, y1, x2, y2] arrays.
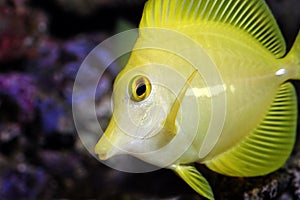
[[0, 0, 300, 199]]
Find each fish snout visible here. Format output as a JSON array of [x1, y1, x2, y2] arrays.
[[94, 117, 133, 160], [94, 135, 117, 160]]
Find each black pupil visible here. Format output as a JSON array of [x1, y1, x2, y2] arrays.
[[136, 83, 146, 97]]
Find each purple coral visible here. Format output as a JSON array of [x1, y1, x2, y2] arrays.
[[0, 73, 37, 122]]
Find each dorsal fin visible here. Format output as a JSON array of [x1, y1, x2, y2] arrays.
[[140, 0, 286, 58]]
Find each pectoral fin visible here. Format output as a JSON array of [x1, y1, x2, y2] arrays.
[[172, 165, 214, 200], [206, 82, 297, 177]]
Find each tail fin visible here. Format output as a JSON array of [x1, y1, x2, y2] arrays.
[[286, 31, 300, 80]]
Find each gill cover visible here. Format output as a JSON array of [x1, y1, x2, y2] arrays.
[[162, 70, 198, 135]]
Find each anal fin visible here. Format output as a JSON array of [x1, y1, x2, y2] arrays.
[[206, 82, 297, 177]]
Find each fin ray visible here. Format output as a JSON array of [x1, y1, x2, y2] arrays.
[[206, 82, 297, 177], [140, 0, 286, 58], [172, 165, 214, 200]]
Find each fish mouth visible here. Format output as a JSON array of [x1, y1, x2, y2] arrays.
[[94, 118, 124, 160], [94, 138, 117, 160], [94, 124, 172, 160]]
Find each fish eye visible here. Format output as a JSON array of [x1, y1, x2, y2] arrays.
[[129, 75, 152, 102]]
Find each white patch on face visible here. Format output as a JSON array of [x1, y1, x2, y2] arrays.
[[275, 68, 286, 76], [187, 84, 226, 98]]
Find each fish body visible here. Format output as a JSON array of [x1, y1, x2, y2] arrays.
[[94, 0, 300, 199]]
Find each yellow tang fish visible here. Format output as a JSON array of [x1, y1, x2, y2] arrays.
[[94, 0, 300, 199]]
